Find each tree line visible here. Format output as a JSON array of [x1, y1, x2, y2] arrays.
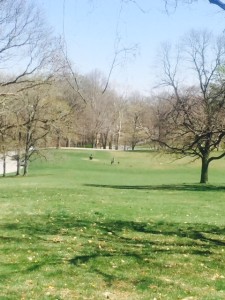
[[1, 0, 225, 184]]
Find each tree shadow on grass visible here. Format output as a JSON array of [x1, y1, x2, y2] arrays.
[[1, 215, 225, 247], [84, 183, 225, 192], [1, 214, 225, 285], [67, 219, 225, 285]]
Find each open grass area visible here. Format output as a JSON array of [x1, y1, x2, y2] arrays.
[[0, 149, 225, 300]]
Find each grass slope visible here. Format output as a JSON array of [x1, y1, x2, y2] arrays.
[[0, 149, 225, 300]]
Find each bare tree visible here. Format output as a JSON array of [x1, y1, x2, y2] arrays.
[[12, 86, 68, 176], [123, 94, 148, 150], [0, 0, 62, 90], [155, 30, 225, 183], [77, 71, 114, 148], [0, 0, 65, 174], [0, 97, 15, 176]]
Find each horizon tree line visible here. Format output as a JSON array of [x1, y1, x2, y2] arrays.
[[1, 1, 225, 184]]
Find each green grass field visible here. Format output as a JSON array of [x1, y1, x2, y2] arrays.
[[0, 149, 225, 300]]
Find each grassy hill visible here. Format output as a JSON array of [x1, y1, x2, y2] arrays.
[[0, 149, 225, 299]]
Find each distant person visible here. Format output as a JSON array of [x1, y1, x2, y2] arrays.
[[89, 154, 93, 160], [111, 157, 114, 165]]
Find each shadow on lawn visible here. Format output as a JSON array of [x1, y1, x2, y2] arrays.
[[85, 183, 225, 191], [2, 216, 225, 248], [1, 214, 225, 285], [67, 219, 225, 285]]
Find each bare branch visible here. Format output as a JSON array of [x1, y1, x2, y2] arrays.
[[163, 0, 225, 12], [102, 45, 138, 94], [209, 0, 225, 10]]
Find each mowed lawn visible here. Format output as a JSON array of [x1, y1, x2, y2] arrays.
[[0, 149, 225, 300]]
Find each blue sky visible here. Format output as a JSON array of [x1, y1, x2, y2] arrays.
[[36, 0, 225, 95]]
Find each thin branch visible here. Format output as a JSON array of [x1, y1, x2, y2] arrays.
[[102, 45, 137, 94], [62, 51, 87, 104], [122, 0, 149, 13]]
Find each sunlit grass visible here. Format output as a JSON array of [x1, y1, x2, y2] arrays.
[[0, 149, 225, 299]]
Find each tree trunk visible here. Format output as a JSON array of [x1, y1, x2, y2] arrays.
[[23, 152, 29, 176], [115, 133, 119, 150], [2, 153, 6, 177], [16, 157, 21, 176], [66, 138, 71, 148], [102, 135, 107, 149], [56, 135, 61, 148], [131, 143, 135, 151], [200, 155, 209, 184], [15, 150, 21, 176], [23, 160, 29, 176]]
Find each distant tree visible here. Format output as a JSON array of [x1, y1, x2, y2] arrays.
[[13, 86, 66, 176], [49, 98, 74, 149], [0, 97, 15, 176], [137, 95, 167, 150], [113, 98, 126, 150], [155, 30, 225, 183], [77, 71, 117, 148], [0, 0, 64, 175], [123, 94, 148, 150]]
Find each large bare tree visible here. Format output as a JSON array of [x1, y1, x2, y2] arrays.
[[155, 30, 225, 183]]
